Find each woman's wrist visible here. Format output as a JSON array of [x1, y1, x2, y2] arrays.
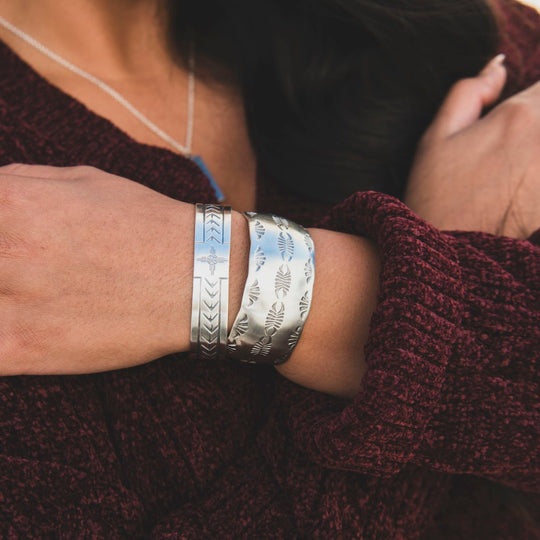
[[164, 203, 380, 400], [227, 211, 250, 333], [158, 204, 249, 357], [275, 229, 380, 399], [0, 164, 378, 381]]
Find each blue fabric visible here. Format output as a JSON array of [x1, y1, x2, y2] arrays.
[[192, 155, 225, 202]]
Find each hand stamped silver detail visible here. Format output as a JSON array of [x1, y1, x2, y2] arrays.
[[287, 326, 302, 350], [197, 246, 227, 276], [299, 292, 311, 320], [278, 232, 294, 262], [275, 265, 292, 298], [254, 246, 266, 271], [304, 259, 313, 284], [254, 220, 266, 240], [247, 280, 261, 306], [304, 233, 314, 254], [265, 302, 285, 335], [191, 204, 231, 360], [227, 212, 315, 365], [230, 313, 249, 340], [251, 336, 272, 357]]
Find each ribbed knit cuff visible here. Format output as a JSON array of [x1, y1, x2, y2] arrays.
[[270, 192, 465, 475]]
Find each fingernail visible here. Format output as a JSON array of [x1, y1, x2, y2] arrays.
[[491, 53, 506, 67], [481, 53, 506, 76]]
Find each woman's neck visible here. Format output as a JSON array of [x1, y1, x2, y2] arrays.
[[0, 0, 258, 211], [0, 0, 170, 79]]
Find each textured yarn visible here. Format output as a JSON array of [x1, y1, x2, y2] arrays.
[[0, 1, 539, 538]]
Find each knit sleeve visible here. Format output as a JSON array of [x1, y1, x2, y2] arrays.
[[494, 0, 540, 98], [266, 192, 540, 493]]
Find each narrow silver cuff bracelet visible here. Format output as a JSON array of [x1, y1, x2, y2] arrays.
[[190, 204, 232, 360], [227, 213, 315, 365]]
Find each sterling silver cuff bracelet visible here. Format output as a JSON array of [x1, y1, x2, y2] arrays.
[[227, 213, 315, 365], [190, 204, 232, 360]]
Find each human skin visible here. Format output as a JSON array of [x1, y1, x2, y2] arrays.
[[0, 163, 378, 398], [406, 55, 540, 239], [0, 0, 258, 210], [0, 62, 539, 399], [0, 0, 375, 397], [0, 2, 538, 398]]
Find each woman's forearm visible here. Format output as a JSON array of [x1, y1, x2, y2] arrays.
[[0, 162, 536, 406], [199, 210, 380, 399], [0, 164, 380, 397]]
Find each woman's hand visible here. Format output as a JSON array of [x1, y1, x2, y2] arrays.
[[0, 164, 198, 375], [0, 163, 377, 400], [406, 56, 540, 239]]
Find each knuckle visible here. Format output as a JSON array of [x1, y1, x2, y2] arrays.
[[62, 164, 100, 179], [0, 163, 57, 178], [0, 163, 32, 175], [49, 165, 110, 189]]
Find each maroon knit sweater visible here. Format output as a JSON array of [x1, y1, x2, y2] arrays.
[[0, 2, 539, 538]]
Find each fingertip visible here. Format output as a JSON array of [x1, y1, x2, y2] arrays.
[[477, 54, 507, 106], [488, 53, 506, 68], [480, 54, 507, 80]]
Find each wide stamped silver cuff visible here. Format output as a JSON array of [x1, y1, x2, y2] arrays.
[[227, 213, 315, 365], [190, 204, 231, 360]]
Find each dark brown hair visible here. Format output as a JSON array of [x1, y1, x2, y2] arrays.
[[166, 0, 499, 202]]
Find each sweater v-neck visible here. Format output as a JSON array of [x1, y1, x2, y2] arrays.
[[0, 38, 218, 204], [0, 38, 334, 224]]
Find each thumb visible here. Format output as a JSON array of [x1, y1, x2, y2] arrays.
[[426, 54, 507, 141]]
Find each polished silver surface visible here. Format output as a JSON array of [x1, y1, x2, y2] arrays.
[[191, 204, 231, 360], [228, 213, 315, 365]]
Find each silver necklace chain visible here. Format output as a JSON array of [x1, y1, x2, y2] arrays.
[[0, 14, 195, 156]]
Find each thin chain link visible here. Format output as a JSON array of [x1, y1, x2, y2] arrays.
[[0, 14, 195, 155]]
